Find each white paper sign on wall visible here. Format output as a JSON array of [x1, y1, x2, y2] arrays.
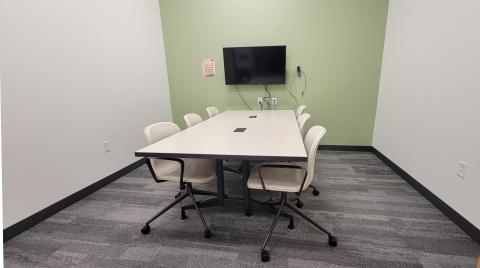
[[202, 59, 215, 77]]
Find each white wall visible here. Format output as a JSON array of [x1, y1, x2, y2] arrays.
[[1, 74, 4, 254], [0, 0, 171, 228], [374, 0, 480, 228]]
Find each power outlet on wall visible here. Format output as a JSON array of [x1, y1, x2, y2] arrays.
[[272, 98, 278, 106], [257, 97, 263, 106], [102, 140, 111, 153], [456, 161, 468, 179]]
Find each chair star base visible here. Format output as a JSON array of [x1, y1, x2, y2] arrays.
[[141, 183, 212, 239], [260, 192, 337, 262]]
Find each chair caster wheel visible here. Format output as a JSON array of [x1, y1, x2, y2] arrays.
[[245, 210, 252, 217], [204, 230, 212, 238], [328, 235, 337, 247], [141, 224, 150, 235], [288, 217, 295, 230], [181, 209, 188, 221], [261, 249, 270, 262], [312, 189, 320, 196], [296, 200, 304, 208]]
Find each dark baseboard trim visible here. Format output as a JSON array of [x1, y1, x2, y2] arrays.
[[3, 158, 146, 242], [372, 147, 480, 244], [318, 145, 373, 152]]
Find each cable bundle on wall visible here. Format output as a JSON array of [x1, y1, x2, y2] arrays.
[[289, 67, 307, 108]]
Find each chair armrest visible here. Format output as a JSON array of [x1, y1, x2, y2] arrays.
[[258, 164, 307, 193], [145, 157, 185, 185]]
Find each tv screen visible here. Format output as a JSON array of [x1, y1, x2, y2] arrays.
[[223, 46, 286, 85]]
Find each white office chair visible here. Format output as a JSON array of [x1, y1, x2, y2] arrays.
[[297, 112, 320, 199], [297, 113, 311, 134], [247, 125, 337, 262], [206, 106, 220, 118], [184, 113, 203, 128], [295, 105, 306, 118], [141, 122, 216, 238]]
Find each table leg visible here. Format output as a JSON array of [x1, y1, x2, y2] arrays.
[[216, 159, 225, 206], [242, 160, 252, 216]]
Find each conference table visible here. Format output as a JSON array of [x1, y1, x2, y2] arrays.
[[135, 110, 307, 214]]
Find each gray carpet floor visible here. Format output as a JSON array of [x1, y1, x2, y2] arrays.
[[4, 151, 480, 267]]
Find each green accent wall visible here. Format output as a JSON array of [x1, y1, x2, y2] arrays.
[[159, 0, 388, 145]]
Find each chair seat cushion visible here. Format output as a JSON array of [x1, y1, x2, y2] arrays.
[[152, 158, 216, 183], [247, 162, 307, 192]]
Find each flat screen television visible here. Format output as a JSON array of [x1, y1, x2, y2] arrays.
[[223, 46, 286, 85]]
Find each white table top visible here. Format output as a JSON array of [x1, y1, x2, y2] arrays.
[[135, 110, 307, 161]]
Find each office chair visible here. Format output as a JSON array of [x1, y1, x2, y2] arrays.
[[184, 113, 202, 128], [206, 106, 220, 118], [141, 122, 216, 238], [295, 105, 306, 118], [296, 112, 320, 201], [293, 112, 319, 206], [247, 125, 337, 262]]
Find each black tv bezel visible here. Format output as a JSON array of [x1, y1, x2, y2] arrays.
[[223, 45, 286, 85]]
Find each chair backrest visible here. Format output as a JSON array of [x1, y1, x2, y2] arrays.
[[295, 105, 306, 118], [297, 113, 311, 134], [206, 106, 220, 118], [303, 125, 327, 189], [144, 122, 181, 145], [184, 113, 202, 128], [144, 122, 182, 176]]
